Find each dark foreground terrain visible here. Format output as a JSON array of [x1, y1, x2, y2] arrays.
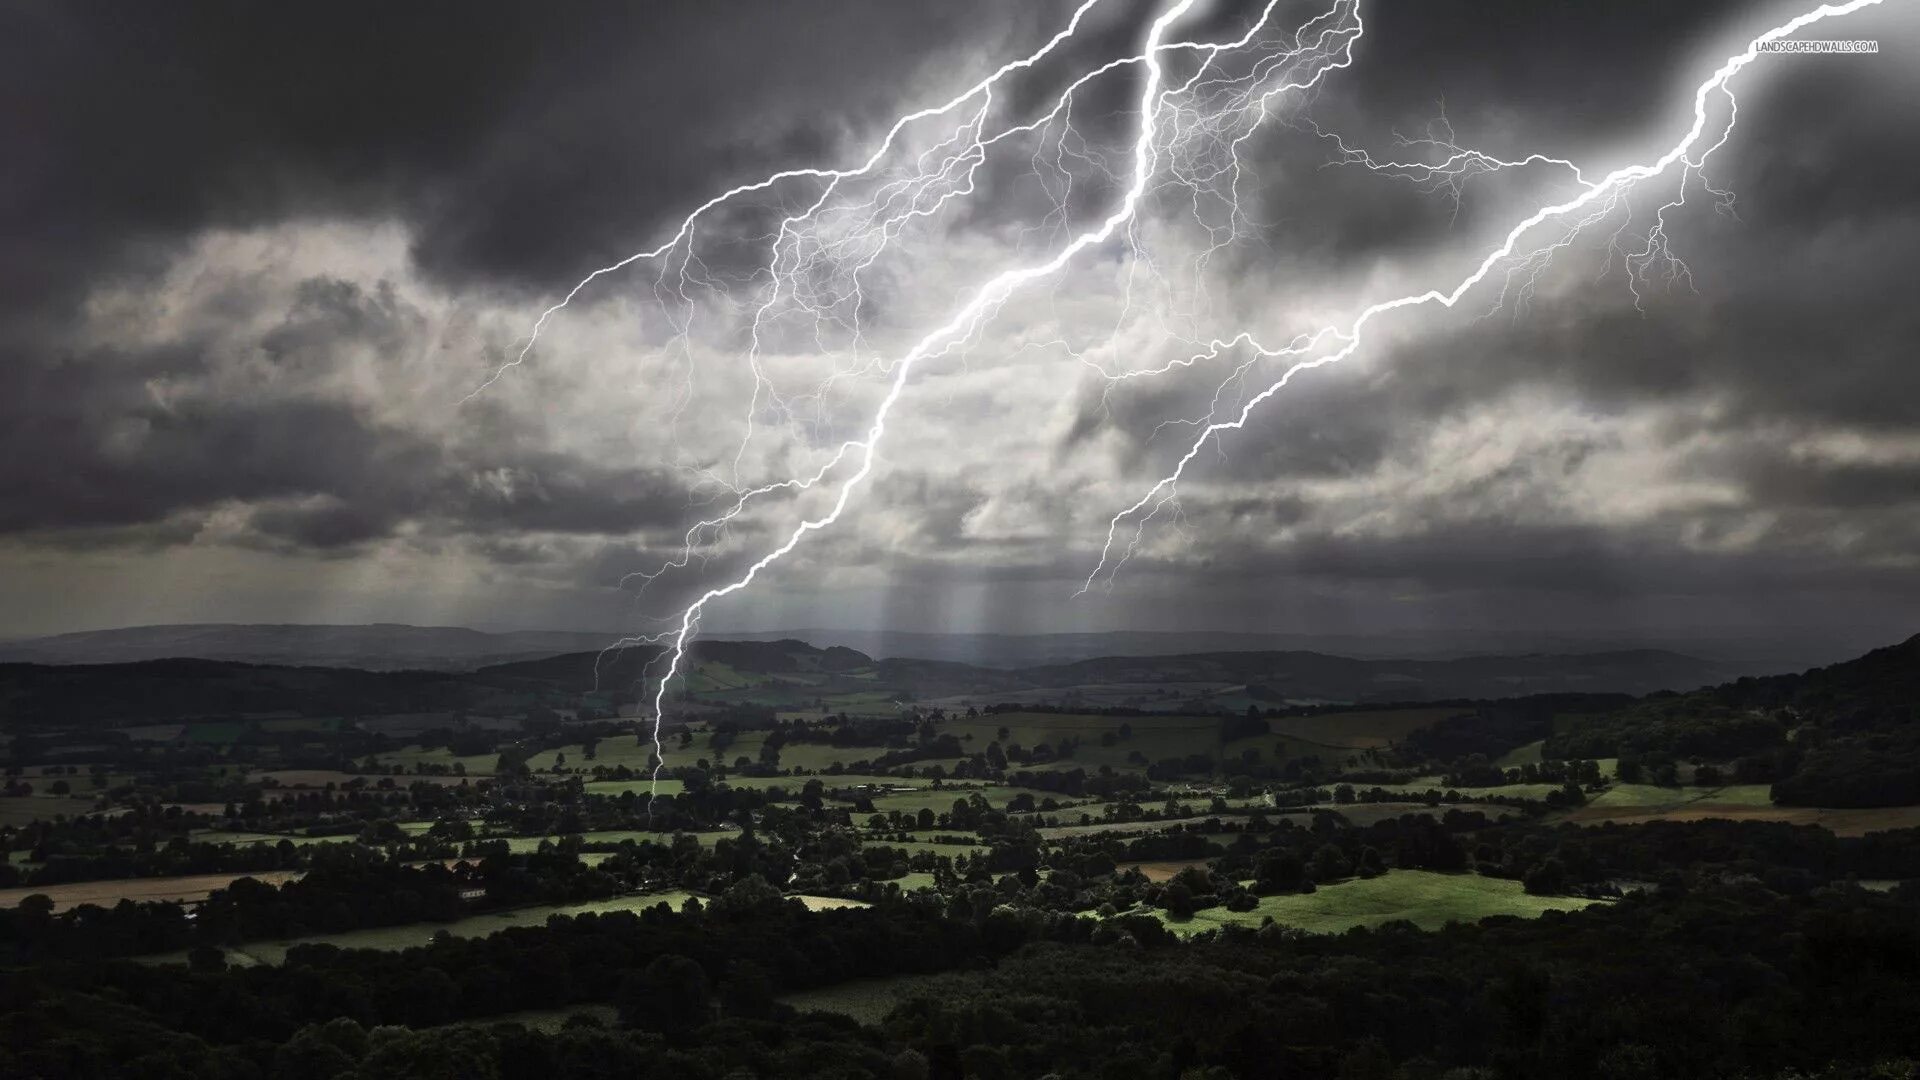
[[2, 633, 1918, 1078]]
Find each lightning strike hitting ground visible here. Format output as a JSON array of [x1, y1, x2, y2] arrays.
[[463, 0, 1885, 795]]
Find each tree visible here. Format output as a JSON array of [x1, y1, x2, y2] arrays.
[[618, 954, 712, 1035], [1255, 851, 1309, 894], [1356, 846, 1386, 878], [1309, 844, 1351, 883], [722, 961, 775, 1020], [1523, 857, 1568, 896]]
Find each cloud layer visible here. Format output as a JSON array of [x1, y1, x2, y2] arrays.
[[3, 0, 1916, 661]]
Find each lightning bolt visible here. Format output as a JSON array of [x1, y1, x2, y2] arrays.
[[1079, 0, 1884, 593], [463, 0, 1885, 799]]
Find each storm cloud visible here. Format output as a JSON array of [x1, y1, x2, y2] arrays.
[[2, 0, 1915, 662]]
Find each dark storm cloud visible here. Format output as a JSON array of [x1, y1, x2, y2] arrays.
[[1, 0, 1067, 313], [0, 0, 1072, 552], [1, 0, 1915, 643]]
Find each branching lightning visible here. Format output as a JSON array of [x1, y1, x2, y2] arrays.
[[461, 0, 1886, 797]]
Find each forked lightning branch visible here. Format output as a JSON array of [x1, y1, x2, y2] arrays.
[[463, 0, 1888, 793]]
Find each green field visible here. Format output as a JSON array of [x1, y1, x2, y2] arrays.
[[1494, 741, 1546, 767], [524, 737, 660, 774], [863, 840, 987, 858], [0, 795, 107, 826], [363, 745, 501, 775], [1152, 870, 1601, 936], [940, 712, 1221, 773], [1354, 782, 1568, 801], [867, 784, 1072, 817], [167, 892, 700, 967], [723, 774, 924, 793], [1580, 783, 1773, 810], [581, 779, 688, 797], [188, 830, 351, 848], [489, 830, 678, 853]]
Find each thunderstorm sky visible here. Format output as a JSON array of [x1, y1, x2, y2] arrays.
[[2, 0, 1917, 660]]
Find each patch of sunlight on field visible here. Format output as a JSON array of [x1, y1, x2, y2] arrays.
[[796, 895, 870, 910], [1495, 741, 1544, 767], [1153, 870, 1601, 937], [1582, 783, 1773, 810]]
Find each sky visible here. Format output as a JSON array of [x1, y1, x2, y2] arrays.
[[2, 0, 1916, 661]]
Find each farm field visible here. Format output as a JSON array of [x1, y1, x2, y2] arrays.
[[864, 839, 987, 858], [700, 731, 898, 773], [188, 830, 350, 848], [796, 895, 869, 911], [580, 779, 689, 797], [364, 745, 502, 775], [179, 891, 701, 967], [251, 769, 478, 790], [524, 737, 659, 773], [1153, 870, 1602, 937], [0, 795, 105, 826], [1354, 782, 1568, 801], [1035, 801, 1514, 840], [1564, 787, 1920, 836], [867, 784, 1073, 816], [0, 869, 307, 912], [723, 774, 925, 792], [487, 830, 680, 853], [1121, 859, 1211, 882], [1495, 740, 1546, 767]]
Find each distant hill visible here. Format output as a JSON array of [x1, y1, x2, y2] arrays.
[[1006, 647, 1740, 703], [1, 622, 1805, 675], [1545, 632, 1920, 807], [0, 622, 1750, 714], [0, 624, 619, 672], [478, 639, 875, 693]]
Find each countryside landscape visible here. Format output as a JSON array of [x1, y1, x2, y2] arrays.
[[9, 0, 1920, 1076], [2, 626, 1918, 1077]]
